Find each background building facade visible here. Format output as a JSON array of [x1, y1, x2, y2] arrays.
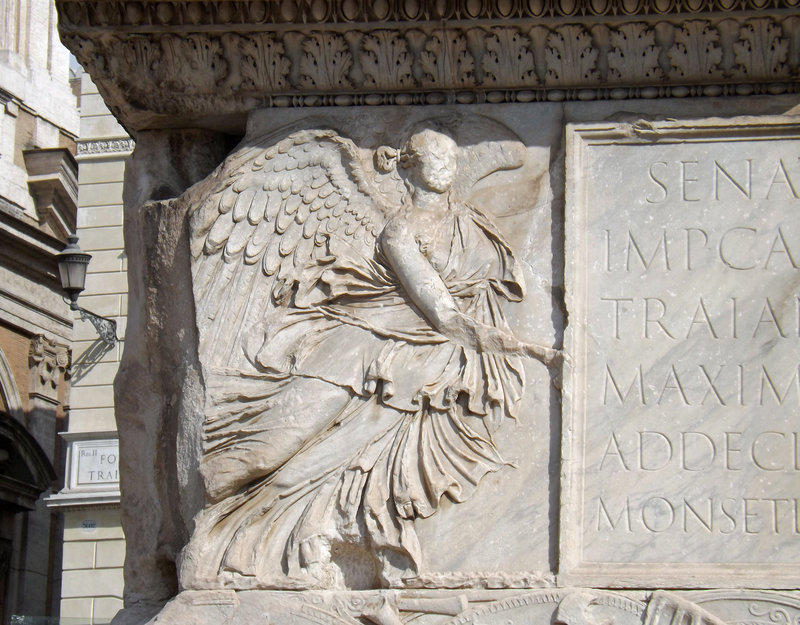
[[1, 0, 77, 620], [46, 72, 130, 624], [3, 0, 130, 621]]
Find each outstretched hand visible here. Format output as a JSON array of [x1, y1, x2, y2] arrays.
[[522, 342, 566, 368]]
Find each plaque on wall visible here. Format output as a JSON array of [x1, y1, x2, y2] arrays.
[[562, 118, 800, 588], [45, 432, 120, 508]]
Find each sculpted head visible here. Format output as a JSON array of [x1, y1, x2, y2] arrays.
[[402, 129, 458, 194]]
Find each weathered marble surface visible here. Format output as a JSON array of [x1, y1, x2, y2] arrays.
[[175, 107, 563, 590], [562, 117, 800, 588], [145, 588, 800, 625], [49, 0, 800, 623], [98, 100, 800, 625], [56, 0, 800, 130]]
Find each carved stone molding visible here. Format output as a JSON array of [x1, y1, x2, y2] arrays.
[[76, 138, 136, 156], [29, 335, 69, 401], [56, 1, 800, 131], [23, 148, 78, 240], [56, 0, 800, 29], [136, 587, 800, 625]]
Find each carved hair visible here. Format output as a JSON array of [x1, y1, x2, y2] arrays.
[[374, 145, 399, 173], [375, 117, 461, 175]]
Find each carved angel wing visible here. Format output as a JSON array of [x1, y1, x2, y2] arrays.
[[188, 129, 389, 370]]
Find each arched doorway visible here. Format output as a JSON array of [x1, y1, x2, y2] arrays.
[[0, 412, 57, 623]]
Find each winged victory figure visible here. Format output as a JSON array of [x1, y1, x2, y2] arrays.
[[178, 118, 560, 591]]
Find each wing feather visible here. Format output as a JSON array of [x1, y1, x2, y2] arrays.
[[279, 221, 301, 257], [310, 196, 325, 212], [231, 178, 246, 193], [295, 200, 310, 225], [277, 137, 293, 154], [262, 235, 281, 276], [223, 219, 252, 260], [301, 186, 318, 203], [303, 215, 317, 239], [264, 189, 283, 223], [293, 233, 315, 270], [248, 188, 271, 225], [244, 219, 273, 263], [232, 186, 256, 223], [190, 128, 391, 370], [219, 187, 237, 214], [317, 182, 335, 199], [205, 214, 236, 254], [284, 195, 302, 216], [275, 201, 294, 234]]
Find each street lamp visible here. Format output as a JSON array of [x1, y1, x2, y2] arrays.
[[56, 235, 118, 346]]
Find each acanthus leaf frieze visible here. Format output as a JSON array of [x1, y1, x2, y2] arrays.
[[59, 13, 800, 128], [77, 138, 136, 155], [56, 0, 800, 29]]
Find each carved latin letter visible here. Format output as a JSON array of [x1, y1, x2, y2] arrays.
[[684, 227, 708, 270], [641, 497, 675, 532], [714, 159, 751, 200], [751, 431, 788, 471], [599, 433, 631, 471], [763, 227, 798, 270], [719, 227, 757, 270], [681, 431, 716, 471], [753, 299, 786, 338], [687, 298, 718, 339], [601, 297, 633, 339], [680, 160, 700, 202], [765, 159, 799, 199], [644, 298, 675, 339], [639, 431, 673, 471], [626, 230, 671, 271], [603, 364, 646, 405], [646, 161, 669, 203]]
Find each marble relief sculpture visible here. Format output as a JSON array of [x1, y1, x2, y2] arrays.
[[179, 118, 559, 590]]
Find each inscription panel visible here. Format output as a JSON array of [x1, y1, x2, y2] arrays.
[[68, 438, 120, 490], [75, 440, 120, 487], [562, 119, 800, 587]]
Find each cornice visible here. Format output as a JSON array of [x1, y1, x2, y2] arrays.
[[56, 1, 800, 132], [45, 490, 121, 509], [56, 0, 800, 29]]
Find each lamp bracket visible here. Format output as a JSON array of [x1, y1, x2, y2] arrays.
[[77, 306, 118, 346]]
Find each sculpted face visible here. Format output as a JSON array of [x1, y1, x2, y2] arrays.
[[404, 129, 458, 193]]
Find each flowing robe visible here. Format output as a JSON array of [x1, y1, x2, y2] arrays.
[[179, 201, 527, 590]]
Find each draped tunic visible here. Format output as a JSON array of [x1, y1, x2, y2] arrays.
[[179, 200, 527, 590]]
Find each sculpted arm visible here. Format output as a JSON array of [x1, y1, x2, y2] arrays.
[[380, 219, 558, 365]]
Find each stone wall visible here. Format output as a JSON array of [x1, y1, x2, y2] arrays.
[[52, 71, 130, 625], [0, 0, 77, 619], [60, 509, 125, 624], [69, 72, 129, 435]]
